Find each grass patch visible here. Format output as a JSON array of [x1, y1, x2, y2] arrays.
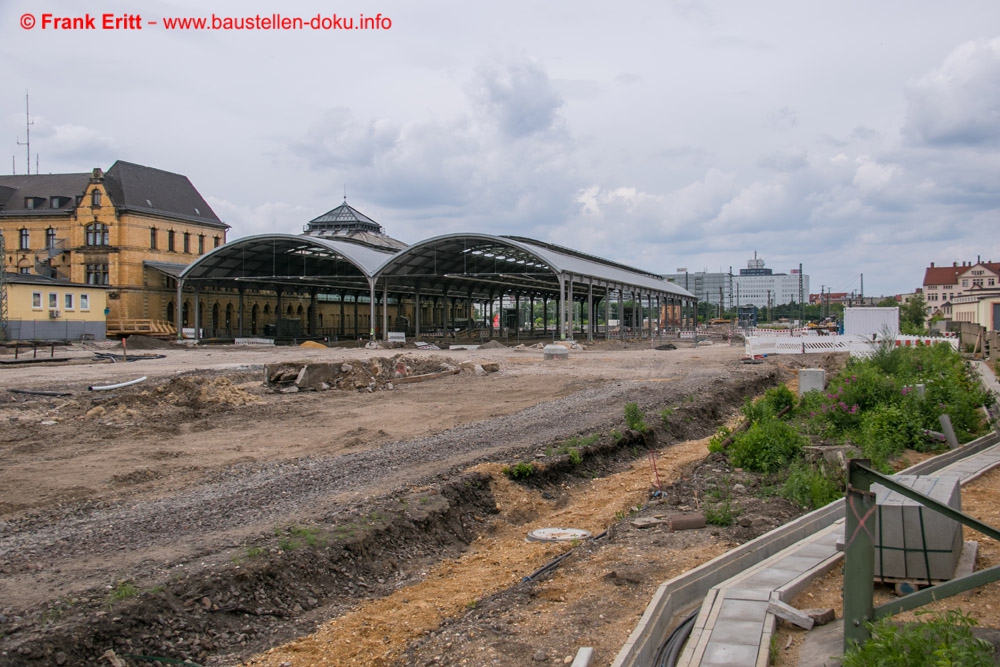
[[842, 609, 994, 666], [502, 461, 537, 480], [109, 581, 139, 602]]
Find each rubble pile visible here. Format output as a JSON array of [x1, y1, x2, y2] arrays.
[[265, 354, 499, 393]]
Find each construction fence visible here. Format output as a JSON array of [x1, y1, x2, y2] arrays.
[[745, 334, 959, 358]]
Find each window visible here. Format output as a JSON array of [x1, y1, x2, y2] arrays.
[[51, 196, 69, 208], [48, 293, 58, 309], [183, 232, 191, 254], [80, 294, 90, 310], [214, 235, 221, 248], [64, 293, 74, 310], [86, 264, 109, 285], [19, 228, 29, 250], [32, 292, 42, 309], [46, 227, 56, 249], [91, 189, 101, 207], [167, 230, 176, 252], [990, 279, 996, 287], [973, 279, 983, 287], [962, 279, 969, 287], [19, 267, 30, 274], [198, 234, 205, 254], [150, 227, 158, 249], [85, 223, 109, 246]]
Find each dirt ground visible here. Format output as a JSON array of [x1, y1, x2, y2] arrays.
[[0, 336, 995, 667]]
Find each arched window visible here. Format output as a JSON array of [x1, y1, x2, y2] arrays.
[[183, 232, 191, 254], [150, 227, 158, 249], [91, 189, 101, 207], [85, 223, 109, 246], [46, 227, 57, 249], [19, 228, 29, 250], [166, 301, 175, 322]]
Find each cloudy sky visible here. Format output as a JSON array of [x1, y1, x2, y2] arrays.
[[3, 0, 999, 297]]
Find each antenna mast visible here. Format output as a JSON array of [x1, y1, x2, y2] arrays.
[[16, 91, 33, 176]]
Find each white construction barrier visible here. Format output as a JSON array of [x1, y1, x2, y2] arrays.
[[745, 335, 957, 358]]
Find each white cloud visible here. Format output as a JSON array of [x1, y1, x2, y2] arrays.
[[903, 37, 1000, 148]]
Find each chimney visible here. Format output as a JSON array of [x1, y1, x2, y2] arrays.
[[953, 261, 958, 267], [930, 262, 935, 268]]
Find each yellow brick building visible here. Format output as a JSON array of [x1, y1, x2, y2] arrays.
[[1, 161, 229, 335]]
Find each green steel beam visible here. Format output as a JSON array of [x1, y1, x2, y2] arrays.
[[844, 458, 1000, 653], [844, 460, 877, 651], [851, 463, 1000, 543], [874, 564, 1000, 618]]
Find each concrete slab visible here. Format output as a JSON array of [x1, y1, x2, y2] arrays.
[[717, 598, 770, 621], [707, 620, 764, 646], [740, 567, 802, 590], [794, 618, 843, 667], [700, 641, 761, 667]]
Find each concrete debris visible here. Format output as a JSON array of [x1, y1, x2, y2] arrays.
[[630, 517, 666, 529], [543, 345, 569, 361], [266, 354, 496, 393], [668, 512, 707, 531], [803, 607, 836, 626], [768, 599, 815, 630]]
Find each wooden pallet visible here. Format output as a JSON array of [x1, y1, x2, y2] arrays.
[[106, 319, 177, 337]]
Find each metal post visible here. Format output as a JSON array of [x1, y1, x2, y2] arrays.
[[414, 284, 421, 338], [382, 280, 389, 341], [844, 459, 876, 652], [193, 284, 201, 341], [587, 280, 594, 343], [368, 281, 376, 341], [567, 276, 574, 340]]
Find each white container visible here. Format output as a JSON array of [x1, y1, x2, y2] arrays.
[[844, 307, 899, 338]]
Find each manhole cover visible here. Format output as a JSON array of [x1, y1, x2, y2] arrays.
[[526, 527, 592, 543]]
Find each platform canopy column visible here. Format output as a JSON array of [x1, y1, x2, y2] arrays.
[[414, 283, 422, 338]]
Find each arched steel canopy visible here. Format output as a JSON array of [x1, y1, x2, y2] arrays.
[[179, 234, 394, 291], [373, 233, 694, 300], [173, 231, 696, 341]]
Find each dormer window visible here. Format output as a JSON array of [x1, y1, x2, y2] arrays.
[[24, 197, 45, 210], [91, 189, 102, 207], [50, 196, 69, 208]]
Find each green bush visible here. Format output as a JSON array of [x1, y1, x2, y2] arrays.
[[624, 402, 649, 432], [857, 403, 922, 469], [740, 395, 775, 424], [728, 420, 804, 473], [707, 426, 731, 453], [842, 610, 993, 667], [780, 460, 843, 509], [763, 385, 796, 414], [502, 462, 537, 479]]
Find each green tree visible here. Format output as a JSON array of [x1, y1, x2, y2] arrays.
[[901, 295, 927, 333], [876, 297, 898, 308]]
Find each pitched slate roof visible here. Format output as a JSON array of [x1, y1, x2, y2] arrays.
[[104, 161, 228, 229], [0, 173, 91, 216]]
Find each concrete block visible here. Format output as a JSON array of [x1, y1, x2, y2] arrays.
[[768, 599, 814, 630], [797, 368, 826, 396], [872, 475, 963, 581]]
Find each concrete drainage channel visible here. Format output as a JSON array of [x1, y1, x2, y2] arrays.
[[611, 430, 1000, 667]]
